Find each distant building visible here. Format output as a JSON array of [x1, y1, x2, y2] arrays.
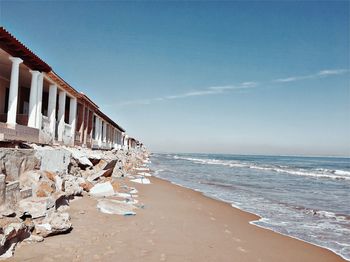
[[0, 27, 128, 150]]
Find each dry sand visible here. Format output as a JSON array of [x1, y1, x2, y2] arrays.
[[9, 176, 345, 262]]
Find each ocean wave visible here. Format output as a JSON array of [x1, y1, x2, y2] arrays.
[[173, 155, 350, 181]]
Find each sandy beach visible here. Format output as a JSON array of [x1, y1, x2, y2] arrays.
[[7, 176, 344, 262]]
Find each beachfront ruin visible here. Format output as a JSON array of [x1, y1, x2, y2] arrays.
[[0, 26, 148, 259], [0, 27, 140, 150]]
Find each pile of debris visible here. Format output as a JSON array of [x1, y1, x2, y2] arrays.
[[0, 145, 150, 259]]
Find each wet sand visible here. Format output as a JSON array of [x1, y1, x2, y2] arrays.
[[9, 176, 345, 262]]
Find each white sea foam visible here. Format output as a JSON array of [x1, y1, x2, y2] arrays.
[[173, 155, 350, 180], [158, 154, 350, 261]]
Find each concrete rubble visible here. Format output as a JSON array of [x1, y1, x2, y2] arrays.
[[0, 144, 149, 259]]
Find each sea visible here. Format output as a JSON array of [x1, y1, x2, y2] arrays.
[[150, 153, 350, 261]]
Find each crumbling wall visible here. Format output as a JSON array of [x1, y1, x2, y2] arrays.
[[0, 149, 40, 182], [0, 145, 149, 258]]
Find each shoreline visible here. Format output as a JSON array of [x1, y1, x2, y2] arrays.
[[9, 174, 345, 261], [155, 175, 349, 261], [153, 176, 348, 261]]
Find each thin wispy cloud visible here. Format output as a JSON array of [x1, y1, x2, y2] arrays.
[[113, 68, 348, 107], [273, 69, 349, 83]]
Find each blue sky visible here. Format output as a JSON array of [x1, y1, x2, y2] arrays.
[[0, 1, 349, 156]]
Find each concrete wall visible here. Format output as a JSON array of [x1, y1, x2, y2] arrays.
[[0, 149, 41, 181]]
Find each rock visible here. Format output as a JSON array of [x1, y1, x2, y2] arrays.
[[134, 167, 149, 171], [0, 174, 6, 206], [63, 175, 84, 197], [87, 170, 111, 182], [20, 187, 32, 199], [35, 147, 71, 175], [116, 192, 133, 198], [0, 206, 15, 217], [103, 160, 117, 171], [19, 170, 41, 188], [5, 181, 20, 206], [97, 199, 136, 216], [89, 182, 114, 198], [0, 222, 31, 258], [129, 188, 138, 194], [111, 181, 121, 192], [67, 148, 93, 168], [102, 168, 113, 178], [20, 170, 58, 198], [0, 242, 16, 260], [36, 181, 55, 197], [18, 197, 49, 219], [55, 175, 63, 192], [130, 178, 151, 184], [111, 165, 126, 178], [138, 172, 152, 177], [79, 181, 93, 192], [23, 234, 44, 243], [36, 212, 72, 237], [0, 149, 41, 182], [94, 159, 108, 171]]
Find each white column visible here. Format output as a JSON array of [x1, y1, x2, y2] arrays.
[[57, 90, 66, 142], [7, 57, 23, 125], [99, 118, 103, 146], [28, 70, 39, 128], [69, 97, 77, 145], [103, 122, 107, 143], [47, 84, 57, 135], [97, 118, 100, 144], [35, 73, 44, 129]]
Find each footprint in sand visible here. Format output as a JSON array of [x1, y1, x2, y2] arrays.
[[104, 249, 116, 256], [147, 239, 155, 246], [140, 249, 151, 257], [232, 237, 242, 242], [224, 229, 231, 234], [237, 246, 248, 253], [160, 253, 167, 261], [210, 217, 216, 221]]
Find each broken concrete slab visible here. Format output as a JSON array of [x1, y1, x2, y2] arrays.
[[36, 212, 72, 237], [134, 167, 149, 171], [63, 175, 84, 197], [87, 169, 111, 182], [0, 222, 31, 259], [96, 199, 136, 216], [18, 197, 49, 219], [67, 148, 93, 167], [137, 172, 152, 177], [0, 149, 41, 182], [130, 178, 151, 184], [0, 174, 5, 206], [5, 181, 20, 205], [20, 187, 32, 199], [22, 234, 44, 243], [89, 182, 114, 198], [34, 147, 70, 174], [129, 188, 138, 194]]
